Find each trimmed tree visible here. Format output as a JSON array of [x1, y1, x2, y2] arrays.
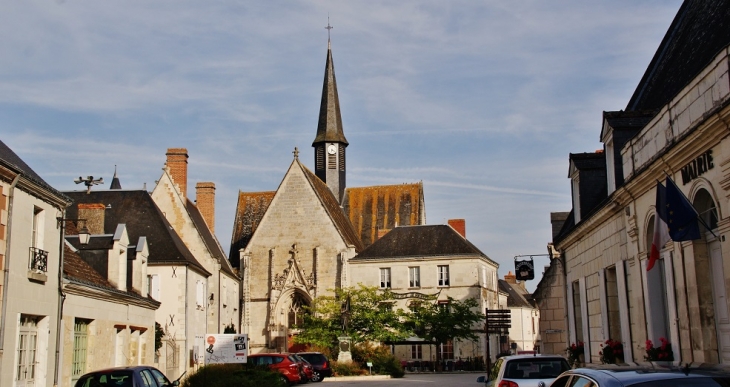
[[293, 285, 409, 352], [403, 297, 484, 367]]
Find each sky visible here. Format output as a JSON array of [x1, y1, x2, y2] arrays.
[[1, 1, 684, 292]]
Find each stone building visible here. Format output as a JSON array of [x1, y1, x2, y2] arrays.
[[549, 0, 730, 365], [0, 140, 72, 387], [349, 222, 500, 364], [151, 149, 241, 335], [60, 225, 160, 387], [64, 187, 211, 378], [498, 273, 539, 355]]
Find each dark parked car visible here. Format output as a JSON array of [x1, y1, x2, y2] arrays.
[[550, 366, 730, 387], [74, 365, 183, 387], [296, 352, 332, 382]]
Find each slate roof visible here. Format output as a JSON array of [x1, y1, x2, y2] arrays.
[[352, 224, 495, 264], [63, 189, 211, 276], [600, 110, 656, 140], [568, 151, 605, 175], [627, 0, 730, 111], [63, 242, 160, 306], [343, 183, 425, 248], [229, 190, 275, 268], [498, 279, 535, 309], [312, 44, 348, 146], [185, 198, 238, 278], [0, 139, 70, 201]]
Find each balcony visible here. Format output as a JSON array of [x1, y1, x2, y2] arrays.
[[28, 247, 48, 282]]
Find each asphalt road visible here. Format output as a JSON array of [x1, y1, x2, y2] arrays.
[[322, 372, 485, 387]]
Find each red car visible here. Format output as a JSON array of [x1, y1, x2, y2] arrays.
[[291, 353, 314, 383], [248, 353, 302, 385]]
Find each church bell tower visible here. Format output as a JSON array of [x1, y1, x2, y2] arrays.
[[312, 25, 348, 203]]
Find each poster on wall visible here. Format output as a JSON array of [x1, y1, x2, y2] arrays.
[[204, 334, 248, 364], [194, 335, 205, 365]]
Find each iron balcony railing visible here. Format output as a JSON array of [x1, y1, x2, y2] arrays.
[[29, 247, 48, 273]]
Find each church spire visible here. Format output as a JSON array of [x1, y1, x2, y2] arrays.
[[313, 20, 348, 203], [110, 165, 122, 190], [312, 20, 348, 146]]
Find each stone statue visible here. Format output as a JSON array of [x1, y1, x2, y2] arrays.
[[340, 294, 351, 332]]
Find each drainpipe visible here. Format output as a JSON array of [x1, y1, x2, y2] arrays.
[[53, 209, 67, 387], [0, 174, 21, 351], [560, 250, 570, 350]]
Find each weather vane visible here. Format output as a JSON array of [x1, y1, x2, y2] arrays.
[[74, 175, 104, 194]]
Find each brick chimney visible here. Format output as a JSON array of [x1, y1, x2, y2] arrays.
[[196, 182, 216, 234], [166, 148, 189, 200], [448, 219, 466, 238], [504, 271, 517, 284], [78, 203, 106, 234]]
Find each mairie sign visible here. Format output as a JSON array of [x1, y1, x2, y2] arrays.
[[391, 291, 439, 300]]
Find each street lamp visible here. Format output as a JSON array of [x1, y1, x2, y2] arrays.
[[57, 217, 90, 245]]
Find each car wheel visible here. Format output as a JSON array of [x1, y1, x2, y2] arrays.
[[279, 375, 289, 386], [310, 371, 322, 382]]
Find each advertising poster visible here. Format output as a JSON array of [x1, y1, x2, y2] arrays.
[[204, 334, 248, 364]]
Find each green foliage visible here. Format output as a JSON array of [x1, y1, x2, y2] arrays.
[[331, 361, 366, 376], [402, 297, 484, 363], [293, 285, 409, 352], [353, 343, 404, 378], [180, 363, 285, 387], [223, 323, 236, 334], [155, 322, 165, 352]]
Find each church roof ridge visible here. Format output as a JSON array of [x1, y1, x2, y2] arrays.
[[297, 159, 363, 251]]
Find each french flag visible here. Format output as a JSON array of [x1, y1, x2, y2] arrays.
[[648, 177, 700, 271], [648, 182, 669, 271]]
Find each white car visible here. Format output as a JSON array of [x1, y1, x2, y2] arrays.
[[477, 354, 570, 387]]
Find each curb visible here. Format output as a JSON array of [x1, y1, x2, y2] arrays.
[[324, 375, 392, 382]]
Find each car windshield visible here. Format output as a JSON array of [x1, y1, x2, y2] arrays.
[[632, 377, 730, 387], [504, 358, 569, 379], [299, 354, 326, 365], [75, 370, 134, 387]]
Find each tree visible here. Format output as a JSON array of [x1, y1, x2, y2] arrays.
[[403, 297, 484, 366], [155, 322, 165, 353], [223, 323, 237, 334], [293, 285, 409, 352]]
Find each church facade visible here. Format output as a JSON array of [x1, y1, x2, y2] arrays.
[[229, 37, 500, 360]]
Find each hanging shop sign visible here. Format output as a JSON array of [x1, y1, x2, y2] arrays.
[[515, 258, 535, 281]]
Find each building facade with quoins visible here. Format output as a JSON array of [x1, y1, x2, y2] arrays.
[[537, 0, 730, 366]]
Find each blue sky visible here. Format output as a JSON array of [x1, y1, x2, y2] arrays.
[[1, 1, 683, 291]]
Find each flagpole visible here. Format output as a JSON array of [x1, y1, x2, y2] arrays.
[[663, 172, 718, 238]]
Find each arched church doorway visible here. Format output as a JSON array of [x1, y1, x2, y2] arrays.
[[693, 188, 728, 362], [274, 291, 311, 353]]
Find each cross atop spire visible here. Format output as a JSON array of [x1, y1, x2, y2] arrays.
[[293, 147, 299, 159], [325, 17, 333, 49]]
